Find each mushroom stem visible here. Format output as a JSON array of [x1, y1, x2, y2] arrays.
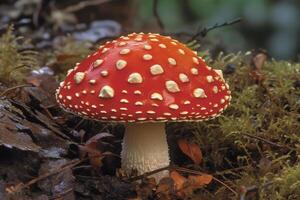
[[121, 122, 170, 181]]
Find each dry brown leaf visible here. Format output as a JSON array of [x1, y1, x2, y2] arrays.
[[188, 174, 213, 189], [80, 132, 114, 168], [170, 170, 186, 191], [177, 138, 203, 164]]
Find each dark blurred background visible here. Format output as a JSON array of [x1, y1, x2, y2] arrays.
[[0, 0, 299, 60]]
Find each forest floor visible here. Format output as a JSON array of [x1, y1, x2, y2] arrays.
[[0, 1, 300, 200]]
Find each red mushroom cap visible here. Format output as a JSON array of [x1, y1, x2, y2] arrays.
[[56, 33, 231, 122]]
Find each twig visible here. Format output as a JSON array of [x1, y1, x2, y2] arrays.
[[175, 167, 238, 196], [153, 0, 164, 31], [63, 0, 111, 13], [126, 165, 238, 196], [188, 18, 242, 42], [126, 165, 170, 182], [243, 133, 296, 151], [0, 84, 32, 97], [6, 159, 82, 194]]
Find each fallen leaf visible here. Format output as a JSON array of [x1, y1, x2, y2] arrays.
[[156, 177, 175, 200], [170, 170, 186, 191], [80, 132, 114, 168], [188, 174, 213, 188], [177, 138, 203, 164]]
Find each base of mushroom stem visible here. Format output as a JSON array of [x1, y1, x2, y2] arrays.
[[121, 122, 170, 181]]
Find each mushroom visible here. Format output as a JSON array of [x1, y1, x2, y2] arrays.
[[56, 33, 231, 180]]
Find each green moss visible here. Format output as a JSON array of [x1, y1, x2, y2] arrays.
[[180, 50, 300, 199], [0, 25, 38, 85], [261, 164, 300, 199]]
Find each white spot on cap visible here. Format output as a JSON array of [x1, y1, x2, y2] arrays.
[[225, 83, 230, 89], [128, 73, 143, 84], [220, 99, 225, 104], [150, 64, 164, 75], [135, 101, 143, 106], [67, 69, 73, 76], [159, 44, 166, 48], [191, 68, 198, 75], [100, 70, 109, 77], [225, 96, 229, 100], [74, 72, 85, 84], [179, 73, 189, 83], [178, 49, 185, 55], [143, 54, 152, 60], [120, 48, 130, 55], [120, 107, 128, 111], [101, 48, 108, 53], [193, 57, 199, 64], [183, 100, 191, 105], [151, 92, 163, 101], [120, 99, 129, 103], [134, 90, 142, 95], [144, 44, 152, 50], [150, 39, 159, 42], [169, 104, 179, 110], [193, 88, 207, 98], [111, 109, 117, 112], [206, 75, 214, 83], [135, 37, 143, 41], [163, 112, 171, 116], [121, 90, 128, 94], [136, 111, 142, 114], [168, 58, 176, 66], [99, 85, 114, 98], [122, 36, 130, 40], [180, 111, 188, 115], [93, 59, 103, 68], [66, 96, 72, 100], [118, 42, 127, 46], [147, 110, 156, 114], [165, 80, 180, 93], [213, 86, 218, 93], [171, 41, 177, 45], [116, 60, 127, 70], [89, 79, 96, 84], [138, 117, 147, 121]]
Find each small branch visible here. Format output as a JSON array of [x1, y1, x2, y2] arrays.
[[63, 0, 111, 13], [126, 165, 170, 182], [188, 18, 242, 42], [153, 0, 164, 31], [175, 167, 238, 196], [0, 84, 32, 97], [126, 165, 238, 196], [243, 133, 296, 151], [6, 159, 82, 194]]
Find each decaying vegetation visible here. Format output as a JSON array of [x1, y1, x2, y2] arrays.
[[0, 19, 299, 200]]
